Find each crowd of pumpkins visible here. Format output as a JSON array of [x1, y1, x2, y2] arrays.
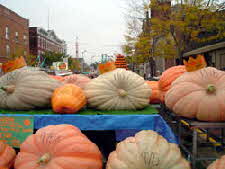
[[1, 64, 224, 122], [0, 68, 152, 113], [0, 124, 224, 169], [0, 64, 224, 169]]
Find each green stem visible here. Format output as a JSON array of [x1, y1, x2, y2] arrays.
[[207, 84, 216, 94], [0, 85, 15, 94], [37, 153, 51, 165], [118, 89, 127, 97]]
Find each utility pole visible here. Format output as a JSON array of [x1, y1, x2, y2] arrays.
[[145, 9, 155, 77], [75, 36, 79, 58], [47, 8, 50, 30]]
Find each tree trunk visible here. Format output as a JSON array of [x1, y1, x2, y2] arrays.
[[148, 57, 155, 77]]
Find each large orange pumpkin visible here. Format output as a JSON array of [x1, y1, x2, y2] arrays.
[[207, 155, 225, 169], [0, 167, 9, 169], [0, 142, 16, 168], [63, 74, 91, 89], [146, 81, 161, 104], [14, 124, 103, 169], [52, 84, 87, 114], [165, 67, 225, 121], [159, 65, 186, 92]]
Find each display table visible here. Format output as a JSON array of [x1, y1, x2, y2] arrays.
[[0, 113, 177, 143]]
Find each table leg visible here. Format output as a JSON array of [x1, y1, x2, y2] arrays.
[[192, 130, 198, 169]]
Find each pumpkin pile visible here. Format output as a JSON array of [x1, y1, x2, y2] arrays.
[[0, 124, 191, 169]]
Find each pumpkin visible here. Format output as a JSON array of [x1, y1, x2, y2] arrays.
[[49, 75, 64, 81], [0, 141, 16, 168], [207, 155, 225, 169], [146, 81, 161, 104], [159, 65, 186, 92], [63, 74, 91, 89], [0, 69, 62, 110], [52, 84, 87, 114], [14, 124, 103, 169], [165, 67, 225, 121], [106, 130, 190, 169], [84, 69, 151, 110]]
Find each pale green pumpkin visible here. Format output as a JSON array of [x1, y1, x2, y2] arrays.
[[84, 69, 151, 110], [0, 69, 63, 110]]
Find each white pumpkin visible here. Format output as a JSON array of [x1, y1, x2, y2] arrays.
[[0, 69, 63, 110], [84, 69, 151, 110], [106, 130, 191, 169]]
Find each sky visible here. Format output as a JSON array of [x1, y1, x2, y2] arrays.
[[0, 0, 127, 64]]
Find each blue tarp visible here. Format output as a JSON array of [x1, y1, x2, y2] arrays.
[[0, 114, 178, 143]]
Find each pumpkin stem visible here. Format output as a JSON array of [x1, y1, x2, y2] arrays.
[[37, 153, 51, 165], [0, 85, 16, 94], [118, 89, 127, 97], [207, 84, 216, 93]]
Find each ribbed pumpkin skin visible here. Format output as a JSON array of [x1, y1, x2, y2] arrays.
[[159, 65, 186, 92], [49, 75, 64, 81], [106, 130, 190, 169], [0, 142, 16, 168], [84, 69, 151, 110], [207, 155, 225, 169], [52, 84, 87, 114], [146, 81, 161, 104], [165, 67, 225, 121], [0, 70, 63, 110], [15, 124, 103, 169], [63, 74, 91, 89]]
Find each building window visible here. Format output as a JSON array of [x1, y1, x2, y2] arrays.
[[6, 45, 10, 56], [15, 32, 19, 42], [23, 35, 27, 45], [5, 27, 9, 39], [38, 37, 40, 47]]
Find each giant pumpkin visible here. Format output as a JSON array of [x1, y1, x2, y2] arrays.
[[49, 75, 64, 82], [159, 65, 186, 92], [0, 69, 62, 110], [106, 130, 190, 169], [0, 141, 16, 168], [63, 74, 91, 89], [52, 84, 87, 114], [14, 124, 102, 169], [84, 69, 151, 110], [207, 155, 225, 169], [165, 67, 225, 121], [146, 81, 161, 104]]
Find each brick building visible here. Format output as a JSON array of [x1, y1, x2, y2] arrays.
[[29, 27, 67, 59], [0, 4, 29, 63]]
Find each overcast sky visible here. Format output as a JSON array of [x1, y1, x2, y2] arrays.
[[0, 0, 127, 64]]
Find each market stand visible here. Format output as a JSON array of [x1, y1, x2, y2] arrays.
[[0, 106, 177, 142], [160, 103, 225, 169]]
